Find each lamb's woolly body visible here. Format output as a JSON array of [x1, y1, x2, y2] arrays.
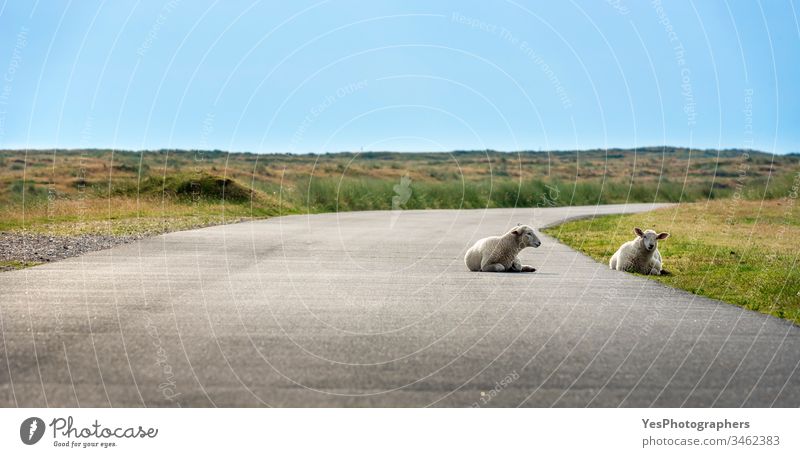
[[464, 235, 519, 271], [609, 229, 667, 275], [464, 225, 540, 272]]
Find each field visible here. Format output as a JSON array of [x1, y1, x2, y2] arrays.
[[0, 146, 798, 270], [2, 147, 798, 222], [543, 198, 800, 324]]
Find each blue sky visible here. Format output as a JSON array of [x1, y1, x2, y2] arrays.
[[0, 0, 798, 153]]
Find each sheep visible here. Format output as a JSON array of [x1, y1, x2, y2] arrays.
[[609, 227, 670, 275], [464, 224, 542, 272]]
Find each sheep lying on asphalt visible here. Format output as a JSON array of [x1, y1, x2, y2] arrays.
[[609, 227, 670, 275], [464, 225, 541, 272]]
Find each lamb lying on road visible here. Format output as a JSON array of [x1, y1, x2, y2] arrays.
[[464, 225, 541, 272], [609, 227, 670, 275]]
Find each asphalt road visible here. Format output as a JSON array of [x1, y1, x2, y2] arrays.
[[1, 204, 799, 407]]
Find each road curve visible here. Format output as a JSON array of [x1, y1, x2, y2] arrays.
[[1, 203, 798, 407]]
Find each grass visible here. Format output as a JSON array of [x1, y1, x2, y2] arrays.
[[297, 176, 744, 212], [1, 147, 799, 286], [542, 199, 800, 324], [0, 169, 287, 236], [0, 260, 43, 271], [3, 147, 798, 212], [0, 196, 284, 236]]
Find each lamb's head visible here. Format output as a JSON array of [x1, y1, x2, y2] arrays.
[[510, 225, 541, 248], [633, 227, 669, 252]]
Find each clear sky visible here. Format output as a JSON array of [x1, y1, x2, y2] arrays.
[[0, 0, 798, 153]]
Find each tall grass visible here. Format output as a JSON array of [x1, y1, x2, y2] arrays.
[[283, 174, 798, 213]]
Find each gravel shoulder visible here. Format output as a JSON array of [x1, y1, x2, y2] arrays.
[[0, 232, 144, 271], [0, 216, 256, 271]]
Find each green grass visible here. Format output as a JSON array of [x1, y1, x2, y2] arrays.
[[3, 147, 799, 209], [0, 260, 43, 271], [114, 171, 262, 203], [0, 198, 285, 236], [1, 148, 799, 278], [287, 174, 787, 213], [0, 170, 290, 236], [543, 199, 800, 324]]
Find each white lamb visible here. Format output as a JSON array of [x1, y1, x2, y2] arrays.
[[464, 225, 541, 272], [609, 227, 670, 275]]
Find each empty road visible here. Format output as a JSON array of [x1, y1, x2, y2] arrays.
[[1, 203, 799, 407]]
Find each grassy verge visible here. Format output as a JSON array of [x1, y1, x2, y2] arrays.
[[0, 171, 288, 236], [542, 199, 800, 324], [0, 197, 284, 236]]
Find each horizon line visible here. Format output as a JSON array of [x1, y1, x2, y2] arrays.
[[0, 145, 795, 156]]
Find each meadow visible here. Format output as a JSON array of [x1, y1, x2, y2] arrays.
[[2, 147, 798, 237]]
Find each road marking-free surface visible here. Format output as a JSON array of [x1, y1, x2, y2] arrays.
[[1, 204, 798, 406]]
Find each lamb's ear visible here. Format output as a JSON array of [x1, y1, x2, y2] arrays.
[[657, 232, 670, 240], [511, 228, 522, 236], [634, 227, 644, 237]]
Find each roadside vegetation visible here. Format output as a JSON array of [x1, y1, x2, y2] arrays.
[[2, 146, 797, 223], [1, 147, 798, 273], [543, 198, 800, 324]]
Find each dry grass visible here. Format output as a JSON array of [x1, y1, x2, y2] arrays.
[[1, 148, 798, 237], [0, 196, 281, 236]]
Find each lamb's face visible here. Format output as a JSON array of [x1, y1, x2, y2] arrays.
[[512, 225, 542, 248], [634, 227, 669, 252]]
